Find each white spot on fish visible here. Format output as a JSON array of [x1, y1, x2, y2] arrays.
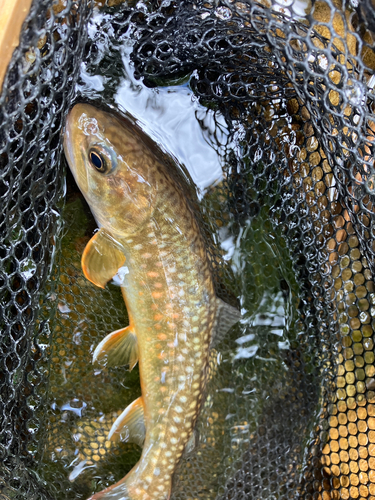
[[179, 395, 187, 403], [112, 266, 130, 286]]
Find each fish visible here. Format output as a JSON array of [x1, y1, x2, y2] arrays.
[[63, 103, 240, 500]]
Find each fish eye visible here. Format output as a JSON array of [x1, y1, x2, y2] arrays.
[[88, 144, 117, 175], [90, 150, 105, 172], [89, 148, 108, 173]]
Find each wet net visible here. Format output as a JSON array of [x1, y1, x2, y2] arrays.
[[1, 0, 375, 499]]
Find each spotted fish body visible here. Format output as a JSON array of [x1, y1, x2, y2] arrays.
[[63, 104, 240, 500]]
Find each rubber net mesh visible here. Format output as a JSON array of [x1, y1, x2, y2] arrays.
[[1, 0, 375, 499]]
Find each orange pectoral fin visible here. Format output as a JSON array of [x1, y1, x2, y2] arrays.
[[82, 229, 126, 288]]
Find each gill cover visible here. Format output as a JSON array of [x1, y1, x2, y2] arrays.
[[64, 103, 158, 236]]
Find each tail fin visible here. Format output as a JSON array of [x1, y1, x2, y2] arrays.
[[87, 472, 172, 500], [88, 476, 131, 500]]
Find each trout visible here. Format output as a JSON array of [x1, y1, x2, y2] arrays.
[[63, 103, 240, 500]]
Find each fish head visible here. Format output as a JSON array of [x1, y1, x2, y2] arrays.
[[64, 103, 158, 235]]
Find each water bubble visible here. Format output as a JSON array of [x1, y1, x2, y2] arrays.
[[69, 459, 96, 481], [58, 303, 71, 314], [317, 54, 328, 70], [112, 265, 130, 285], [20, 259, 37, 280], [215, 6, 232, 20], [345, 81, 366, 107], [233, 345, 258, 360], [366, 174, 375, 193], [368, 74, 375, 91]]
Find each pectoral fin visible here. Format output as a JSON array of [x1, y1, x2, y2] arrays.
[[108, 397, 145, 447], [93, 325, 138, 370], [82, 229, 126, 288], [212, 297, 241, 346]]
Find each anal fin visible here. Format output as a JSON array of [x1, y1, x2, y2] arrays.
[[93, 325, 138, 370], [108, 396, 145, 447]]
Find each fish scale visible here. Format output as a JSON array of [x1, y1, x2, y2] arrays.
[[63, 103, 240, 500], [112, 209, 215, 499]]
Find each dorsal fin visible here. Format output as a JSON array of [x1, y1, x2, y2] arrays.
[[212, 297, 241, 347]]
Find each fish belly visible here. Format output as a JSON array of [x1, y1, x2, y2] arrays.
[[89, 209, 218, 500], [119, 221, 215, 499]]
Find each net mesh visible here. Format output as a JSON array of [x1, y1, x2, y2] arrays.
[[1, 0, 375, 499]]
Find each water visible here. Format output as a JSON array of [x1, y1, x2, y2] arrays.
[[38, 6, 308, 500], [79, 18, 228, 195]]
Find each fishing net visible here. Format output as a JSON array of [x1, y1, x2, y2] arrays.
[[1, 0, 375, 499]]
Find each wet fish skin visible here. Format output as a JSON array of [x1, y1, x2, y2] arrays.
[[63, 104, 239, 500]]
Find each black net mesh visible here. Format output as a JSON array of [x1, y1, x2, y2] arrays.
[[2, 0, 375, 499], [0, 1, 91, 498]]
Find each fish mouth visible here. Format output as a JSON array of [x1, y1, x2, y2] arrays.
[[63, 108, 80, 176], [64, 104, 92, 170], [64, 106, 93, 197]]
